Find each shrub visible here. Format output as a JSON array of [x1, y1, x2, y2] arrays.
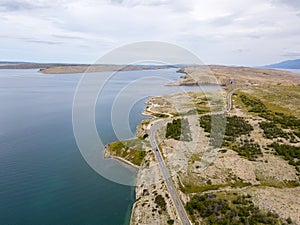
[[259, 121, 288, 139], [166, 118, 192, 141], [269, 142, 300, 167], [154, 195, 167, 211], [186, 193, 288, 224], [200, 115, 254, 149], [167, 219, 174, 225], [232, 140, 262, 161]]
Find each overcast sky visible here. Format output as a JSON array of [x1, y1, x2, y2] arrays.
[[0, 0, 300, 66]]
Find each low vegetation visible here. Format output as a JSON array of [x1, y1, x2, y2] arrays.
[[269, 142, 300, 174], [239, 94, 268, 114], [236, 91, 300, 174], [237, 86, 300, 118], [189, 92, 210, 115], [200, 115, 253, 142], [167, 219, 174, 224], [179, 179, 249, 194], [238, 93, 300, 143], [107, 139, 147, 166], [166, 118, 192, 141], [199, 114, 226, 147], [224, 116, 254, 140], [154, 194, 167, 214], [186, 193, 293, 225], [259, 121, 288, 139], [231, 139, 262, 161], [200, 115, 260, 160]]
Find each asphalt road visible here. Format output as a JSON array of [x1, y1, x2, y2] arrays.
[[147, 90, 236, 225], [148, 120, 191, 225], [226, 89, 235, 111]]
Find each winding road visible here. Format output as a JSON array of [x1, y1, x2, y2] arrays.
[[226, 88, 237, 111]]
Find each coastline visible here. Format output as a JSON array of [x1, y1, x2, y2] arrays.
[[104, 94, 182, 225], [104, 65, 300, 225], [104, 145, 140, 169]]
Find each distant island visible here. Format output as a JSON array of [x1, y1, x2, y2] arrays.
[[264, 59, 300, 69], [0, 62, 175, 74]]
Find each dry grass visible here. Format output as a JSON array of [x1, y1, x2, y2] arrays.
[[240, 85, 300, 118]]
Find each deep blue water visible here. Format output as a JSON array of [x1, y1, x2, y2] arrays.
[[0, 68, 211, 225]]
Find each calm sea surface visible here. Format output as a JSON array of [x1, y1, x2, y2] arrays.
[[0, 68, 218, 225]]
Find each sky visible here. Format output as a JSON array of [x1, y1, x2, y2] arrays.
[[0, 0, 300, 66]]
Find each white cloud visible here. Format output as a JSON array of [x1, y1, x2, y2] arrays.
[[0, 0, 300, 65]]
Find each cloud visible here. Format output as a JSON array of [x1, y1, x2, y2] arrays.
[[0, 1, 32, 11], [271, 0, 300, 10], [0, 0, 49, 11], [26, 40, 64, 45], [51, 34, 86, 41], [233, 49, 250, 54], [0, 0, 300, 65], [281, 52, 300, 58]]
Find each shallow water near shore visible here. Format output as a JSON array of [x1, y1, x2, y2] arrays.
[[0, 68, 220, 224]]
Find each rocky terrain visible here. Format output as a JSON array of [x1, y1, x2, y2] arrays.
[[170, 65, 300, 87], [105, 66, 300, 225]]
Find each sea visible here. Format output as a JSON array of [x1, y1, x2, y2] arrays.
[[269, 68, 300, 74], [0, 68, 222, 225]]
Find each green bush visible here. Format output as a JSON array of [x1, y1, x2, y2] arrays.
[[200, 115, 254, 150], [232, 140, 262, 161], [167, 219, 174, 225], [239, 94, 268, 113], [259, 121, 288, 139], [200, 115, 253, 140], [154, 194, 167, 211], [269, 143, 300, 169], [186, 193, 288, 224], [239, 93, 300, 142], [166, 118, 192, 141], [225, 116, 253, 138], [107, 140, 146, 166]]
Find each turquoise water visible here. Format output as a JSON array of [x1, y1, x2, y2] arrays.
[[0, 68, 219, 224]]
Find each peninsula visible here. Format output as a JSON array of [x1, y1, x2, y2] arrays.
[[105, 65, 300, 225]]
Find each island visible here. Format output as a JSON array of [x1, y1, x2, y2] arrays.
[[105, 65, 300, 225], [0, 62, 174, 73]]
